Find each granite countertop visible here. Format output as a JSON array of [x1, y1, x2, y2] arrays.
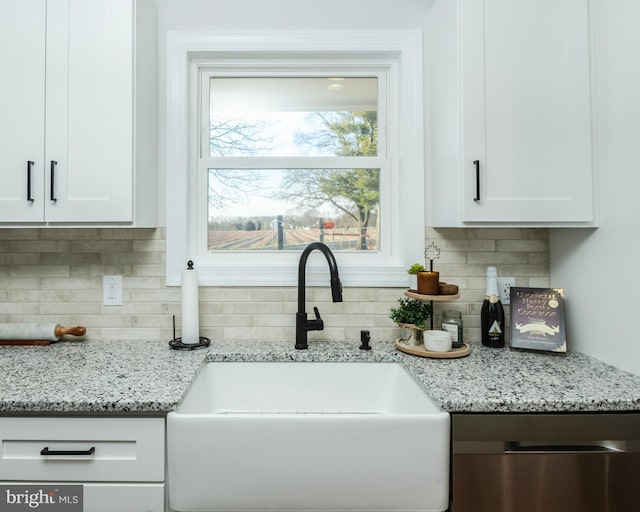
[[1, 339, 640, 414]]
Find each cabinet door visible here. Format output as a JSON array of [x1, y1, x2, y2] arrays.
[[45, 0, 133, 223], [461, 0, 593, 223], [0, 0, 46, 222]]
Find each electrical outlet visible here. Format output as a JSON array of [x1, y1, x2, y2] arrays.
[[103, 275, 123, 306], [497, 277, 516, 305]]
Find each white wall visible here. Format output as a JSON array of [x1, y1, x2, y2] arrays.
[[550, 0, 640, 375], [157, 0, 431, 32]]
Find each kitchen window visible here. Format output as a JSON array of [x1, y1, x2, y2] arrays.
[[166, 32, 424, 286]]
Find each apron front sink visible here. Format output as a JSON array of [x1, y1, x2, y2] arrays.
[[168, 362, 450, 511]]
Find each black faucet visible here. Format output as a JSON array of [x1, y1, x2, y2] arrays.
[[295, 242, 343, 349]]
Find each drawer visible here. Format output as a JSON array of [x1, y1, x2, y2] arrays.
[[0, 482, 165, 512], [0, 417, 164, 482]]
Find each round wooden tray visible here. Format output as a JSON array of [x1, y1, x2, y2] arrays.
[[404, 289, 460, 301], [395, 338, 471, 359]]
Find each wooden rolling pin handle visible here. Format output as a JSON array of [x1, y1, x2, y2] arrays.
[[55, 325, 87, 338]]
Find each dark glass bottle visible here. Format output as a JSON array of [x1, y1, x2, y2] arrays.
[[481, 266, 505, 348]]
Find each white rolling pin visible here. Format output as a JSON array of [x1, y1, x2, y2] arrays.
[[0, 323, 87, 341]]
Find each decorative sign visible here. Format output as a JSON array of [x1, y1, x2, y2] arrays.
[[509, 287, 567, 353]]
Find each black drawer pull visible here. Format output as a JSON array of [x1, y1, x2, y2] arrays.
[[40, 446, 95, 456], [50, 160, 58, 202], [27, 161, 35, 203], [473, 160, 480, 202]]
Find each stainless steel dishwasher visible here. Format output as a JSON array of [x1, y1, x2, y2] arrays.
[[451, 413, 640, 512]]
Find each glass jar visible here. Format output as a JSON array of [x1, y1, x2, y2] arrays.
[[442, 310, 463, 348]]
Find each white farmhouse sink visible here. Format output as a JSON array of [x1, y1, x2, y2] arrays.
[[168, 362, 450, 512]]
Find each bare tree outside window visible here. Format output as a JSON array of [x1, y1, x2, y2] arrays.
[[207, 116, 271, 210]]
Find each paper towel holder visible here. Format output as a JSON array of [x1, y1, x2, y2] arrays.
[[168, 315, 211, 350]]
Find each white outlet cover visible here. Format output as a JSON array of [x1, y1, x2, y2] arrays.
[[103, 275, 123, 306], [497, 277, 516, 305]]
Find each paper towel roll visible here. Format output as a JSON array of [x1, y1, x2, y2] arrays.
[[181, 260, 200, 344]]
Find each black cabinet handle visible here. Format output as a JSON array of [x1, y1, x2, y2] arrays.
[[473, 160, 480, 202], [40, 446, 95, 456], [50, 160, 57, 202], [27, 161, 35, 203]]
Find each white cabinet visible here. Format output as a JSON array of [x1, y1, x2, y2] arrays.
[[0, 0, 157, 226], [0, 417, 165, 512], [427, 0, 595, 227], [0, 0, 46, 223]]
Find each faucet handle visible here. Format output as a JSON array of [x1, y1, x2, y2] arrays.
[[306, 306, 324, 331]]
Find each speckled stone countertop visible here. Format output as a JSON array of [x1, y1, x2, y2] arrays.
[[1, 339, 640, 414]]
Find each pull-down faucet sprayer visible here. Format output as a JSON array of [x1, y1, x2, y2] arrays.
[[295, 242, 343, 349]]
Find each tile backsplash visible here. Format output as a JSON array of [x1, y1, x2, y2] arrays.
[[0, 227, 549, 343]]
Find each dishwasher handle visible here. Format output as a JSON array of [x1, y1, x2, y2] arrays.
[[507, 442, 620, 454]]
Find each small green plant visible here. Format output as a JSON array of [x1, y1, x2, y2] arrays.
[[389, 298, 432, 327], [407, 263, 425, 275]]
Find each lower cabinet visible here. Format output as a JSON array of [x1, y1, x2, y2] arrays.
[[0, 417, 165, 512]]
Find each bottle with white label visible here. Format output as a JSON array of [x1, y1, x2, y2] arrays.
[[481, 266, 505, 348]]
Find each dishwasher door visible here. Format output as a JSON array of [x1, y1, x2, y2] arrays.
[[451, 413, 640, 512]]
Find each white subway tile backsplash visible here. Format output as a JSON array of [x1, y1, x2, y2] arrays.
[[7, 253, 42, 266], [0, 227, 549, 343], [342, 288, 375, 302], [133, 239, 165, 252], [10, 265, 70, 278], [199, 288, 249, 302], [467, 252, 528, 264], [39, 302, 101, 315], [10, 240, 70, 253], [496, 239, 548, 252], [0, 230, 39, 241], [221, 301, 282, 315], [251, 289, 296, 302], [343, 301, 378, 315], [251, 314, 297, 328]]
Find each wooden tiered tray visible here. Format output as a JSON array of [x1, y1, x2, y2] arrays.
[[404, 289, 460, 301], [395, 338, 471, 359]]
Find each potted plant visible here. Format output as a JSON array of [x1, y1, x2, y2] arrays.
[[407, 263, 425, 290], [389, 298, 432, 345]]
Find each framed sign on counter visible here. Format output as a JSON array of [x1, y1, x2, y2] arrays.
[[509, 287, 567, 353]]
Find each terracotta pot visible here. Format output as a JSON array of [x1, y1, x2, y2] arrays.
[[417, 271, 439, 295]]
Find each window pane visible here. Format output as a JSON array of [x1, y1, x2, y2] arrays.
[[207, 169, 380, 252], [209, 77, 378, 157]]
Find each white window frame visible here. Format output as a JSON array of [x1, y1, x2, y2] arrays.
[[166, 31, 424, 287]]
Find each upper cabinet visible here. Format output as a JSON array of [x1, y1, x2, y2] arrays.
[[0, 0, 46, 224], [427, 0, 595, 227], [0, 0, 157, 226]]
